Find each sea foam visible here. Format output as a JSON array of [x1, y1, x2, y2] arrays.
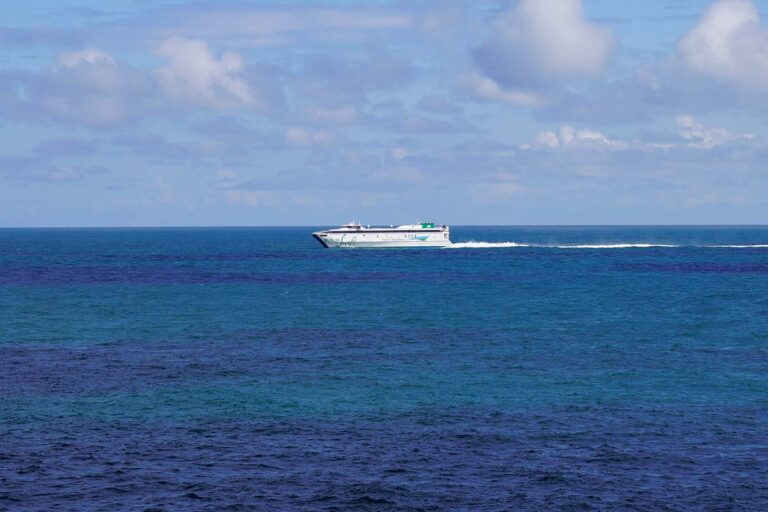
[[446, 242, 768, 249]]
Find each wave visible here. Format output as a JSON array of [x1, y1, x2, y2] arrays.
[[446, 242, 768, 249], [555, 243, 679, 249]]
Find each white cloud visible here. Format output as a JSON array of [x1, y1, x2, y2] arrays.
[[4, 42, 261, 126], [525, 116, 754, 151], [676, 115, 754, 148], [534, 130, 560, 148], [8, 48, 156, 126], [678, 0, 768, 90], [527, 125, 623, 149], [464, 72, 540, 106], [156, 37, 254, 109], [55, 48, 115, 69], [473, 0, 615, 91]]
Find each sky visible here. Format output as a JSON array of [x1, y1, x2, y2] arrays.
[[2, 0, 768, 226]]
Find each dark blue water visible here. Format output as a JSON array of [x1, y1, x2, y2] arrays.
[[1, 226, 767, 511]]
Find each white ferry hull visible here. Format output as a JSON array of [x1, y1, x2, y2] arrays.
[[313, 224, 451, 248]]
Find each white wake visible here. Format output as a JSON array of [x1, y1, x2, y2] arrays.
[[557, 243, 680, 249], [445, 242, 768, 249], [447, 241, 533, 248]]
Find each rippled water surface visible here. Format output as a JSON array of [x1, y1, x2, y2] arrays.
[[2, 226, 767, 511]]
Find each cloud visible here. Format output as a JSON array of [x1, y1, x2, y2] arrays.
[[153, 6, 413, 47], [55, 48, 115, 68], [525, 115, 755, 151], [533, 130, 561, 148], [1, 38, 262, 127], [678, 0, 768, 91], [0, 34, 288, 127], [213, 169, 238, 189], [675, 114, 755, 148], [229, 149, 426, 194], [473, 0, 615, 93], [156, 37, 255, 109], [370, 112, 476, 134], [463, 72, 540, 106], [20, 164, 108, 182], [390, 146, 410, 160], [0, 49, 157, 126], [532, 0, 768, 123], [292, 49, 415, 111], [305, 106, 358, 125], [416, 94, 463, 114], [526, 125, 624, 150], [284, 127, 336, 147], [190, 116, 267, 143]]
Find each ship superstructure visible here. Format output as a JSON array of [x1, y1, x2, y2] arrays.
[[312, 222, 451, 248]]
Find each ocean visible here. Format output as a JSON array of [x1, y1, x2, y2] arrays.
[[1, 226, 767, 511]]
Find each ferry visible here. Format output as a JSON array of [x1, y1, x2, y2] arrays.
[[312, 222, 451, 248]]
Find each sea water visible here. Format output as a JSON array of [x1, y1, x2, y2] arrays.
[[1, 226, 767, 510]]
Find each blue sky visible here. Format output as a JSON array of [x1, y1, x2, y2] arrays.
[[2, 0, 768, 226]]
